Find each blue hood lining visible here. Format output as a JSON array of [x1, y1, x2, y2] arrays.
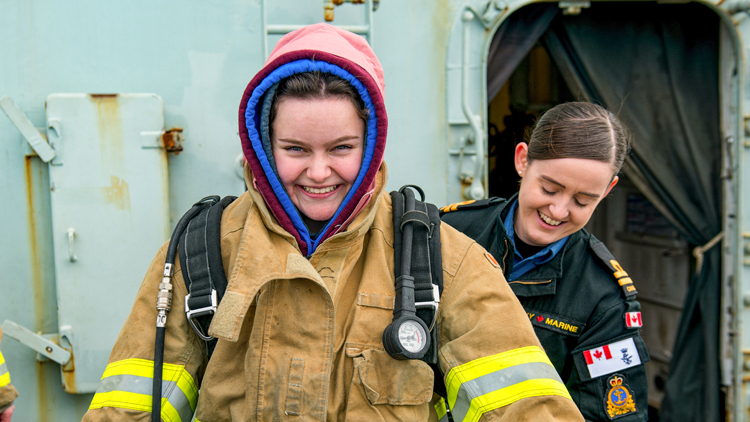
[[244, 59, 378, 255]]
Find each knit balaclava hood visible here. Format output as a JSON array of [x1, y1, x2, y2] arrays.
[[238, 23, 387, 256]]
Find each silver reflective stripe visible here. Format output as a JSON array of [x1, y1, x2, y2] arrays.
[[0, 361, 8, 387], [451, 361, 562, 422], [438, 412, 449, 422], [96, 374, 194, 422]]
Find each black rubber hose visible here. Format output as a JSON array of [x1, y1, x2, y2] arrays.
[[400, 187, 416, 276], [152, 326, 166, 422]]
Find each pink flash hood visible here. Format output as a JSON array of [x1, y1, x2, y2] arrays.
[[238, 23, 387, 256]]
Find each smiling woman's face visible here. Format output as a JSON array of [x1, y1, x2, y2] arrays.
[[514, 142, 618, 247], [272, 96, 365, 224]]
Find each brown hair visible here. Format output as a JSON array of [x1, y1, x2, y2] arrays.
[[527, 102, 630, 177], [269, 71, 369, 127]]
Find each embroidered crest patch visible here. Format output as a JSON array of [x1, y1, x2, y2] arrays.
[[604, 374, 637, 419]]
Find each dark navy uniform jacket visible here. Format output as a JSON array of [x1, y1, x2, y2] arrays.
[[441, 196, 650, 421]]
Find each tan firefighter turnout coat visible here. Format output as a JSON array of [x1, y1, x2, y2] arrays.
[[0, 326, 18, 414], [82, 23, 583, 422]]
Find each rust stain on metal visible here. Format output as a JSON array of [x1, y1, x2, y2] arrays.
[[36, 362, 50, 422], [105, 175, 131, 211], [326, 0, 364, 21], [92, 94, 124, 174], [61, 350, 77, 394], [325, 0, 335, 21], [27, 155, 56, 421], [25, 157, 44, 333], [162, 128, 184, 154], [29, 155, 51, 422]]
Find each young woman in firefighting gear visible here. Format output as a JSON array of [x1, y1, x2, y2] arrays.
[[0, 326, 18, 422], [81, 24, 584, 422], [442, 102, 650, 421]]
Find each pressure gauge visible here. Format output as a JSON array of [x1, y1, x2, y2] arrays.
[[383, 315, 430, 360], [398, 320, 427, 353]]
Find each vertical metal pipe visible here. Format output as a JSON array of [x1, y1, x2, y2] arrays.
[[461, 10, 486, 200], [366, 0, 374, 46], [261, 0, 268, 58]]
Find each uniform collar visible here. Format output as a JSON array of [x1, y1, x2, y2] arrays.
[[502, 199, 569, 281]]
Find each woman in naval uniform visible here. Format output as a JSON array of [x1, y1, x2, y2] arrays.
[[441, 101, 650, 422]]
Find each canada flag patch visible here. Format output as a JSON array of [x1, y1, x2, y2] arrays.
[[625, 312, 642, 328], [583, 337, 642, 378]]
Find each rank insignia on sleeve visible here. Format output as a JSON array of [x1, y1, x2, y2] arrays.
[[439, 200, 476, 213], [439, 197, 504, 215], [624, 312, 642, 328], [604, 374, 637, 419]]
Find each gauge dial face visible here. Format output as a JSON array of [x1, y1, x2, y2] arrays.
[[397, 320, 427, 353]]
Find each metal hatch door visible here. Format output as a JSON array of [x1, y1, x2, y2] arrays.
[[45, 93, 170, 393]]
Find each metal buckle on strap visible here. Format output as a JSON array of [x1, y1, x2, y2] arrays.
[[185, 290, 217, 341], [415, 284, 440, 330]]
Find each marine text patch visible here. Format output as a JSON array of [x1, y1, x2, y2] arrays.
[[526, 309, 585, 337]]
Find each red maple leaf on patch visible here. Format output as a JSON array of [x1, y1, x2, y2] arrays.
[[537, 316, 544, 322], [593, 350, 603, 360], [631, 315, 638, 323]]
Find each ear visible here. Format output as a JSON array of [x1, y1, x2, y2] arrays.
[[603, 175, 619, 198], [514, 143, 529, 176]]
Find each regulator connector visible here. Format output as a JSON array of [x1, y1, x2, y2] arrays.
[[156, 263, 174, 327]]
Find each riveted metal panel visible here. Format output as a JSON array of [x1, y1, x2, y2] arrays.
[[727, 6, 750, 422], [45, 93, 169, 393]]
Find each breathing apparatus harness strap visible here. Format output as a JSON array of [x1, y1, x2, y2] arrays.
[[179, 195, 237, 354]]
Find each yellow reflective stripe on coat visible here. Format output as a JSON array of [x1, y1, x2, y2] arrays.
[[0, 350, 10, 388], [445, 346, 571, 422], [435, 397, 449, 422], [89, 358, 198, 422]]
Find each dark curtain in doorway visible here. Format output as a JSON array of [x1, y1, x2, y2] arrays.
[[486, 4, 558, 101], [539, 4, 722, 421]]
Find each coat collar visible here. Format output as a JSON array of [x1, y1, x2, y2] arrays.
[[209, 162, 389, 342], [495, 196, 584, 298]]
